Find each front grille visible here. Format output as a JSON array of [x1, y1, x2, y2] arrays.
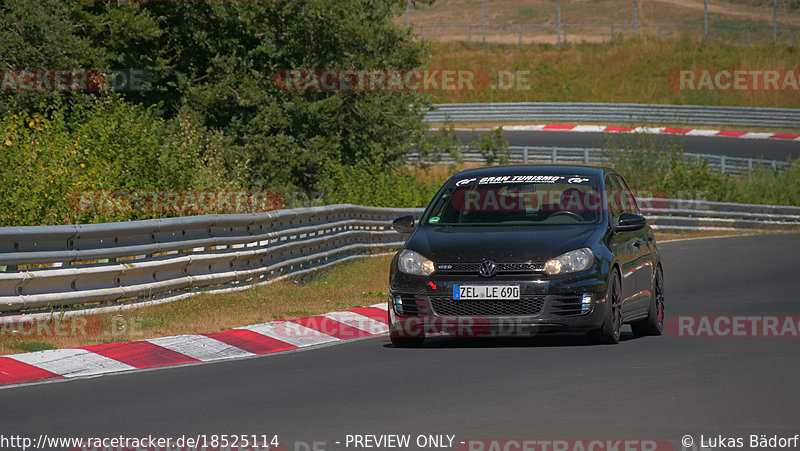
[[443, 263, 480, 272], [550, 295, 586, 316], [437, 262, 544, 275], [498, 263, 544, 272], [430, 296, 545, 316]]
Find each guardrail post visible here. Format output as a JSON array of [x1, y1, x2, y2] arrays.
[[468, 25, 472, 42], [703, 0, 708, 40], [552, 148, 558, 163], [720, 155, 726, 173], [420, 25, 424, 39], [633, 0, 638, 37], [748, 158, 753, 176], [584, 149, 589, 164], [658, 26, 662, 38], [773, 0, 778, 43], [523, 147, 529, 164], [747, 28, 751, 46], [481, 0, 486, 45], [519, 25, 523, 44], [557, 0, 562, 45]]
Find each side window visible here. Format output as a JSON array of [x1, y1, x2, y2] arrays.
[[612, 174, 641, 214], [604, 174, 622, 216]]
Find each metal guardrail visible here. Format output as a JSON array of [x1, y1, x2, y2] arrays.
[[407, 146, 792, 177], [639, 198, 800, 232], [0, 205, 420, 314], [424, 103, 800, 129], [0, 200, 797, 314]]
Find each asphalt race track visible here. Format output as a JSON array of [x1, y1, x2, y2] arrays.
[[2, 233, 799, 450], [454, 130, 800, 161]]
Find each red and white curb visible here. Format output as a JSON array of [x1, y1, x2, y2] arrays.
[[0, 304, 389, 387], [463, 124, 800, 141]]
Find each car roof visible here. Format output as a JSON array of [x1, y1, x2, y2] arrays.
[[452, 164, 614, 179]]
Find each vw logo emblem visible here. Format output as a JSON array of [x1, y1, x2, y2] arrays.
[[479, 259, 498, 278]]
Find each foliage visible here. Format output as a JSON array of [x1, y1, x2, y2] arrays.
[[317, 161, 437, 208], [0, 0, 438, 225], [471, 126, 509, 165], [413, 121, 463, 167], [0, 95, 244, 226], [602, 132, 800, 207]]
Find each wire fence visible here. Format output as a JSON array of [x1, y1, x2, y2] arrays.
[[405, 0, 800, 46]]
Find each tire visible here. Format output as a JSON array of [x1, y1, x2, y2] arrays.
[[588, 268, 622, 345], [390, 333, 425, 348], [631, 264, 664, 337]]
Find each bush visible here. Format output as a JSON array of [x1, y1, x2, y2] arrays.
[[602, 132, 799, 207], [0, 95, 245, 226], [728, 162, 800, 206], [317, 161, 438, 208], [471, 127, 509, 165]]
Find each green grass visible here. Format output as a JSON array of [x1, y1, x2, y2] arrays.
[[424, 38, 800, 109], [13, 341, 57, 353], [0, 255, 394, 355]]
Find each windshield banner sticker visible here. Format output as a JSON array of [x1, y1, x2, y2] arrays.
[[455, 175, 594, 187]]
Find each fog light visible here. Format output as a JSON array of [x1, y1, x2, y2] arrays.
[[392, 294, 404, 315], [581, 293, 592, 314]]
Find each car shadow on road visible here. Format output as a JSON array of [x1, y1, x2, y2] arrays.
[[383, 329, 644, 349]]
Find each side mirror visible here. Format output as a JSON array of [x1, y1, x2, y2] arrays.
[[615, 212, 647, 231], [392, 215, 416, 234]]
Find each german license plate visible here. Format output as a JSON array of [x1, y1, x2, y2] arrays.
[[453, 285, 520, 300]]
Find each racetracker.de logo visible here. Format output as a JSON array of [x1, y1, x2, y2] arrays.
[[668, 69, 800, 91], [1, 69, 146, 92], [447, 188, 668, 214], [665, 315, 800, 337], [69, 190, 285, 215], [273, 69, 491, 92], [0, 315, 103, 338]]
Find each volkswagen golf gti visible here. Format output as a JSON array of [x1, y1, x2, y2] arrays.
[[388, 165, 664, 346]]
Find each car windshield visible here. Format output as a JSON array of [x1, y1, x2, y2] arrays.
[[425, 174, 602, 225]]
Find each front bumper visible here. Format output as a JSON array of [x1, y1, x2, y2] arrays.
[[388, 274, 608, 338]]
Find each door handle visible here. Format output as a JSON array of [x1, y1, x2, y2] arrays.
[[633, 240, 643, 248], [647, 234, 655, 243]]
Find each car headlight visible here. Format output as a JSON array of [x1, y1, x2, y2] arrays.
[[543, 248, 594, 275], [398, 249, 435, 276]]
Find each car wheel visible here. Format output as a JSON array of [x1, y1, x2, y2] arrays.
[[588, 268, 622, 344], [390, 333, 425, 348], [631, 264, 664, 337]]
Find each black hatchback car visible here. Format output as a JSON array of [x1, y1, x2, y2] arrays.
[[388, 165, 664, 346]]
